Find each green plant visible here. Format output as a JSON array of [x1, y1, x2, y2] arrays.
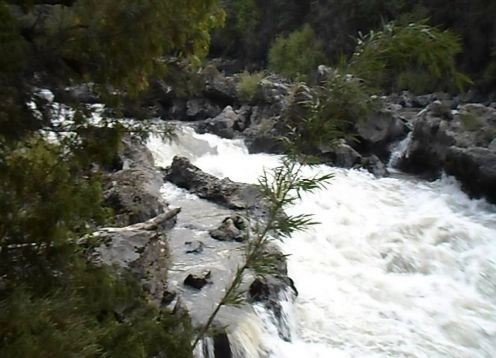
[[281, 75, 376, 155], [268, 24, 327, 81], [349, 20, 471, 92], [192, 157, 333, 349], [237, 71, 265, 102]]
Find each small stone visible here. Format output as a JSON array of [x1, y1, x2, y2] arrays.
[[185, 240, 205, 254], [184, 271, 212, 290], [161, 290, 177, 306]]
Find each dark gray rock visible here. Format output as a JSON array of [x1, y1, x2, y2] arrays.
[[253, 76, 290, 107], [204, 73, 238, 105], [355, 105, 409, 158], [161, 290, 177, 306], [184, 270, 212, 290], [209, 215, 246, 242], [104, 136, 167, 227], [92, 211, 180, 302], [165, 156, 267, 216], [322, 141, 362, 168], [243, 126, 286, 154], [444, 147, 496, 203], [400, 103, 496, 203], [196, 106, 237, 139], [185, 98, 222, 121], [185, 240, 205, 254], [361, 155, 389, 178], [213, 333, 233, 358]]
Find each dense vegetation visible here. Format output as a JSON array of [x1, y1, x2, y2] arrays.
[[0, 1, 223, 356], [212, 0, 496, 91]]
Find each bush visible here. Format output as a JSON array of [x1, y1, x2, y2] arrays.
[[268, 24, 327, 81], [281, 73, 376, 155], [349, 21, 471, 92], [237, 71, 264, 101]]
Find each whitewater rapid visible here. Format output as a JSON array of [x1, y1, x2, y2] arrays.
[[148, 127, 496, 358]]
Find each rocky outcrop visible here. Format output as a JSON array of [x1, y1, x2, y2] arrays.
[[164, 156, 267, 216], [355, 104, 410, 159], [248, 245, 298, 342], [444, 147, 496, 203], [196, 105, 238, 139], [91, 210, 180, 303], [103, 136, 167, 227], [399, 103, 496, 203]]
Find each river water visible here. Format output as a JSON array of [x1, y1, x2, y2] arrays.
[[148, 127, 496, 358]]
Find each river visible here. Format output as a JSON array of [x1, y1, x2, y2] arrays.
[[148, 126, 496, 358]]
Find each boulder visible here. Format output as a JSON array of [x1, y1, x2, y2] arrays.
[[91, 210, 180, 302], [253, 76, 290, 108], [185, 240, 205, 254], [444, 147, 496, 203], [361, 155, 389, 177], [355, 105, 409, 158], [104, 136, 167, 227], [196, 105, 237, 139], [165, 156, 267, 216], [322, 141, 362, 168], [184, 270, 212, 290], [204, 72, 238, 105], [185, 98, 222, 121], [400, 103, 496, 203], [209, 215, 246, 242]]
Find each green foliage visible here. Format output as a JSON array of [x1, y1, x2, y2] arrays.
[[192, 157, 332, 349], [349, 20, 471, 92], [268, 24, 327, 81], [395, 69, 440, 94], [282, 75, 376, 155], [0, 0, 223, 356], [237, 71, 264, 102]]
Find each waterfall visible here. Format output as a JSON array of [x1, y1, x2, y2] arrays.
[[387, 132, 412, 168], [148, 126, 496, 358]]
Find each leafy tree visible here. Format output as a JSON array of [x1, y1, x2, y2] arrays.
[[0, 0, 223, 356], [268, 24, 327, 81], [349, 20, 471, 92]]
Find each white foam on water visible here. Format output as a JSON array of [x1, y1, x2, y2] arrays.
[[149, 126, 496, 358]]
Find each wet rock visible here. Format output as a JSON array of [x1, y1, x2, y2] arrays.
[[248, 275, 297, 342], [204, 72, 238, 105], [91, 211, 180, 302], [243, 125, 286, 154], [161, 290, 177, 306], [209, 215, 246, 242], [322, 141, 362, 168], [361, 155, 389, 177], [429, 100, 452, 119], [184, 270, 212, 290], [196, 106, 237, 139], [399, 103, 496, 203], [186, 98, 222, 121], [185, 240, 205, 254], [444, 147, 496, 203], [213, 333, 233, 358], [355, 105, 409, 158], [233, 105, 252, 132], [253, 76, 290, 107], [165, 156, 268, 216], [103, 136, 167, 227]]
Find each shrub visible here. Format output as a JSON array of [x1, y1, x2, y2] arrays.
[[349, 21, 471, 92], [268, 24, 327, 81], [237, 71, 264, 101], [282, 73, 377, 155]]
